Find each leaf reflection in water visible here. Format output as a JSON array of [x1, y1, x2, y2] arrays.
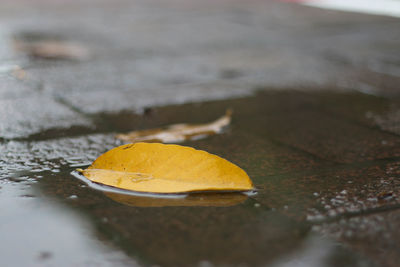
[[105, 191, 248, 207]]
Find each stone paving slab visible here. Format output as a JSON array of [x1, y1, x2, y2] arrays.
[[0, 77, 34, 100], [1, 0, 398, 114], [58, 81, 253, 114], [0, 94, 93, 139], [0, 0, 398, 138]]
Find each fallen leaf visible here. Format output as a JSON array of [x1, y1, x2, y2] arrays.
[[105, 192, 247, 207], [78, 142, 253, 194], [116, 109, 232, 143], [14, 39, 89, 60]]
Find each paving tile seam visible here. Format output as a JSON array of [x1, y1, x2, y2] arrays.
[[53, 95, 146, 134], [243, 113, 400, 165], [0, 126, 99, 142], [0, 94, 115, 142], [285, 90, 400, 139], [316, 101, 400, 139], [53, 95, 93, 118], [53, 95, 121, 133], [267, 90, 397, 137], [242, 130, 337, 164]]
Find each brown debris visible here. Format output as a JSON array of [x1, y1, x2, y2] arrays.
[[14, 39, 89, 60], [116, 109, 232, 143]]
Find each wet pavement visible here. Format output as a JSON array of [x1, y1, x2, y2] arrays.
[[1, 0, 400, 266]]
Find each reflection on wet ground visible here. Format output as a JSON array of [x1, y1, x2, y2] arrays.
[[3, 90, 400, 266], [0, 182, 136, 267], [104, 192, 248, 207]]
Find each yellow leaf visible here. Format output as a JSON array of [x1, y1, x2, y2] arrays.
[[116, 110, 232, 143], [79, 142, 253, 194]]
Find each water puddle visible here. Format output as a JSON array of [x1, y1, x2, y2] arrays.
[[2, 90, 394, 266], [0, 182, 136, 267]]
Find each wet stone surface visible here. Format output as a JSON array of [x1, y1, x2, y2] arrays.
[[0, 95, 93, 139], [1, 0, 400, 266], [2, 91, 400, 266], [1, 0, 400, 120]]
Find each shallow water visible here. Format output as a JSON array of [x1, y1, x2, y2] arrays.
[[3, 90, 400, 266]]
